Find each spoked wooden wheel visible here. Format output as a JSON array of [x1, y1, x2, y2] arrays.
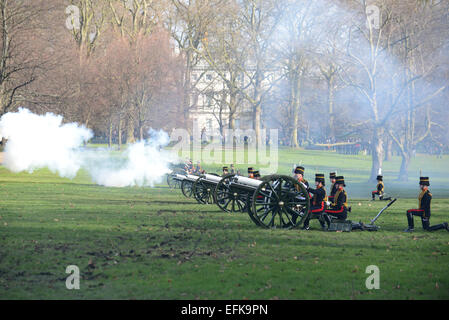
[[214, 174, 248, 213], [251, 175, 310, 229], [193, 175, 215, 204], [181, 179, 194, 198], [167, 168, 184, 189]]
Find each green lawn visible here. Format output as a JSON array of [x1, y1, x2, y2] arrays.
[[0, 148, 448, 299]]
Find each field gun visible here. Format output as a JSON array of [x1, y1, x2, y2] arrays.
[[214, 174, 311, 229]]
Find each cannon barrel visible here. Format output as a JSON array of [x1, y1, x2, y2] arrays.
[[172, 173, 187, 181], [232, 176, 263, 188]]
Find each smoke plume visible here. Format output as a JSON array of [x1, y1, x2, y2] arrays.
[[0, 108, 177, 187]]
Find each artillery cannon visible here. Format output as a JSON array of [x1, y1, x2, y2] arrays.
[[214, 174, 260, 215], [166, 163, 188, 189], [170, 174, 201, 198], [214, 174, 310, 229], [192, 173, 222, 204]]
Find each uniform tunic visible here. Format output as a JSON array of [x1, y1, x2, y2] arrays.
[[325, 188, 348, 220], [328, 183, 338, 202], [372, 181, 384, 198], [406, 189, 432, 229]]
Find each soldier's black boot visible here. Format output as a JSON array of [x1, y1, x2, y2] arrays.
[[422, 218, 430, 231], [426, 222, 449, 232], [404, 212, 414, 232]]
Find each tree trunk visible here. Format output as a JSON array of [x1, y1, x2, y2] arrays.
[[253, 103, 261, 147], [118, 116, 123, 151], [327, 76, 335, 139], [108, 119, 113, 148], [126, 112, 136, 144], [398, 152, 411, 181], [384, 138, 393, 161], [370, 127, 384, 182], [289, 70, 301, 148], [228, 91, 236, 130]]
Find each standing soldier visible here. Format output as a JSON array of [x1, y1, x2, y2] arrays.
[[253, 171, 261, 180], [248, 167, 254, 179], [404, 177, 449, 232], [222, 166, 229, 176], [230, 164, 236, 174], [302, 174, 327, 230], [371, 175, 385, 200], [324, 176, 349, 225], [328, 172, 337, 203]]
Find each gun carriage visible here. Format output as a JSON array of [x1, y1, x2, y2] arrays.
[[214, 174, 311, 229], [192, 173, 222, 204]]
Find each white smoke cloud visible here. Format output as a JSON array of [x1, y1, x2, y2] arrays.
[[0, 108, 93, 178], [87, 131, 177, 187], [0, 108, 178, 187]]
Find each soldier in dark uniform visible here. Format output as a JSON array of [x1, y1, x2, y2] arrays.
[[328, 172, 337, 203], [404, 177, 449, 232], [194, 161, 203, 174], [302, 174, 327, 230], [324, 176, 349, 225], [222, 166, 229, 176], [248, 167, 254, 179], [371, 175, 385, 200], [230, 164, 236, 174], [185, 159, 194, 174], [294, 166, 309, 188], [253, 171, 261, 180]]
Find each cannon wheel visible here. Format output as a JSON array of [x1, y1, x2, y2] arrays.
[[251, 175, 310, 229], [245, 175, 273, 227], [181, 179, 194, 198], [166, 168, 185, 189], [193, 175, 215, 204], [214, 174, 249, 213]]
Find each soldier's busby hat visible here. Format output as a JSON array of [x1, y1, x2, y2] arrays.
[[377, 175, 383, 181], [315, 173, 325, 185], [223, 166, 228, 171], [248, 167, 254, 173], [330, 172, 337, 179], [294, 166, 305, 175], [419, 177, 430, 186], [253, 171, 261, 178], [335, 176, 346, 187]]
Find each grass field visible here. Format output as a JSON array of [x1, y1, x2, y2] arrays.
[[0, 148, 448, 299]]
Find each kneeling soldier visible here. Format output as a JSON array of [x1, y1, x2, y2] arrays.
[[371, 175, 385, 200], [253, 170, 261, 180], [325, 176, 349, 225], [404, 177, 449, 232], [302, 174, 327, 230]]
